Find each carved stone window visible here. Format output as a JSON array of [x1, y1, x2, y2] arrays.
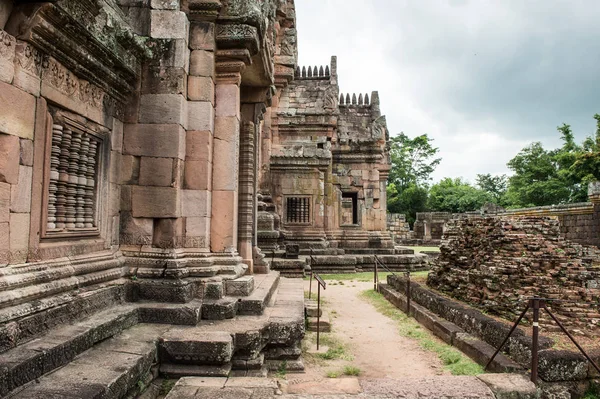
[[43, 110, 107, 238], [285, 196, 311, 224]]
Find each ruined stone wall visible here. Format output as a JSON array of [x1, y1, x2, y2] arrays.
[[499, 201, 600, 248], [427, 216, 600, 334], [387, 213, 411, 241], [413, 212, 452, 241]]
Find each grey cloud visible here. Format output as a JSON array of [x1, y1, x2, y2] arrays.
[[295, 0, 600, 181]]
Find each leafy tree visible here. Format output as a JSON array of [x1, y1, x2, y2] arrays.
[[504, 116, 600, 207], [476, 173, 508, 204], [504, 142, 569, 207], [387, 183, 428, 226], [387, 133, 441, 226], [428, 178, 494, 213], [388, 133, 441, 190]]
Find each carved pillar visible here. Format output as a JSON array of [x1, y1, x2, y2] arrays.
[[237, 120, 255, 270], [210, 60, 244, 253]]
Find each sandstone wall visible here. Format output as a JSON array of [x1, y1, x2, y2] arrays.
[[427, 216, 600, 334], [387, 213, 410, 241]]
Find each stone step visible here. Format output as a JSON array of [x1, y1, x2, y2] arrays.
[[7, 324, 165, 399], [307, 310, 331, 332], [200, 272, 281, 320], [159, 330, 233, 366], [164, 377, 279, 399], [0, 284, 127, 354], [138, 300, 203, 325], [235, 272, 280, 315], [270, 259, 306, 278], [395, 246, 416, 254], [0, 304, 139, 397]]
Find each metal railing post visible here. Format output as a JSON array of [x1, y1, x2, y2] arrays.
[[531, 298, 541, 383], [405, 271, 411, 316]]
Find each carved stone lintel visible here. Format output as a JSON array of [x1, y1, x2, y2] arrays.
[[185, 0, 223, 21], [216, 24, 260, 55]]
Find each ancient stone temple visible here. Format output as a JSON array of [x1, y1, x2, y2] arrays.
[[0, 0, 425, 396]]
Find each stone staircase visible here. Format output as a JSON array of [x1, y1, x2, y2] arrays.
[[1, 272, 305, 398]]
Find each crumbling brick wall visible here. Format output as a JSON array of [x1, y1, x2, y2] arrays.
[[387, 213, 411, 241], [427, 216, 600, 335]]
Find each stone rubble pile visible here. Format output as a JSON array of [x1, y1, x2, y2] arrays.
[[427, 216, 600, 334]]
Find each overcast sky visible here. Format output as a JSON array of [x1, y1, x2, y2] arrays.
[[295, 0, 600, 184]]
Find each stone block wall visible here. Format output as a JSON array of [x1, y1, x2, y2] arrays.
[[387, 213, 411, 241], [413, 212, 452, 241], [427, 216, 600, 335]]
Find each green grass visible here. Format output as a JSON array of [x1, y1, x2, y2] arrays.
[[583, 382, 600, 399], [343, 365, 361, 376], [360, 290, 483, 376], [302, 332, 354, 364], [326, 370, 340, 378]]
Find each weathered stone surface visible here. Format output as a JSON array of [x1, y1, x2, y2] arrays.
[[538, 350, 589, 382], [184, 159, 212, 190], [185, 216, 210, 244], [186, 130, 212, 161], [190, 21, 215, 50], [9, 212, 29, 263], [159, 330, 233, 364], [132, 186, 181, 218], [139, 156, 175, 187], [188, 101, 214, 132], [181, 189, 211, 217], [0, 30, 15, 83], [150, 0, 179, 10], [210, 190, 238, 252], [152, 217, 184, 248], [10, 165, 32, 213], [19, 138, 33, 166], [142, 66, 187, 95], [427, 216, 600, 334], [139, 94, 188, 127], [150, 10, 189, 40], [0, 182, 9, 222], [0, 133, 20, 184], [124, 123, 186, 159], [215, 84, 240, 118], [189, 50, 215, 77], [477, 373, 538, 399], [202, 298, 238, 320], [225, 276, 255, 296], [188, 76, 214, 103]]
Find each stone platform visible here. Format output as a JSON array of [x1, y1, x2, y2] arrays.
[[1, 273, 305, 398], [163, 374, 537, 398]]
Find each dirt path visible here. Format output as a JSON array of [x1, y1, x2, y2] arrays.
[[297, 280, 447, 382]]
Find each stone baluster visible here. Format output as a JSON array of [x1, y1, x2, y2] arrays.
[[84, 138, 97, 228], [76, 134, 90, 228], [65, 130, 81, 229], [55, 126, 72, 230], [47, 124, 63, 230]]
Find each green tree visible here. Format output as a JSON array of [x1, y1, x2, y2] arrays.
[[504, 116, 600, 207], [387, 133, 441, 226], [476, 173, 508, 204], [387, 183, 428, 226], [505, 142, 569, 207], [388, 133, 441, 190], [428, 178, 494, 213]]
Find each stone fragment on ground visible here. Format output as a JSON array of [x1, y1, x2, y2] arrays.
[[478, 373, 539, 399]]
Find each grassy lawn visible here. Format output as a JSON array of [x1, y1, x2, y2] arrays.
[[360, 289, 483, 376]]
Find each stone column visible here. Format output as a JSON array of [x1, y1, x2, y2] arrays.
[[237, 120, 255, 270], [210, 61, 244, 253]]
